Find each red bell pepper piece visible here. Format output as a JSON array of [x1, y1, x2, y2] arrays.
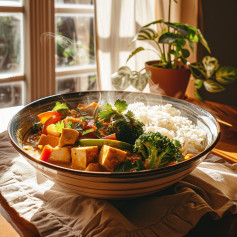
[[40, 145, 53, 162], [42, 114, 62, 135], [38, 111, 62, 124]]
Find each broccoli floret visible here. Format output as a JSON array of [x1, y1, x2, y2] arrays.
[[98, 100, 144, 144], [134, 131, 183, 169], [107, 111, 144, 144]]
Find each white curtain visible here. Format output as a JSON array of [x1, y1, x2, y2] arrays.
[[95, 0, 198, 93], [95, 0, 157, 91]]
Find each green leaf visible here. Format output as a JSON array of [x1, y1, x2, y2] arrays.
[[216, 66, 237, 84], [136, 27, 158, 40], [127, 47, 145, 62], [204, 80, 225, 92], [114, 99, 128, 113], [53, 102, 69, 111], [189, 62, 206, 79], [164, 22, 190, 37], [197, 29, 211, 53], [203, 56, 219, 77], [181, 48, 190, 58], [142, 19, 163, 28], [188, 30, 199, 42], [129, 71, 150, 91], [181, 57, 187, 65], [111, 72, 130, 90], [55, 121, 64, 133], [194, 90, 205, 102], [194, 79, 204, 89], [117, 66, 132, 76], [159, 32, 183, 44], [82, 128, 95, 136], [202, 56, 219, 78]]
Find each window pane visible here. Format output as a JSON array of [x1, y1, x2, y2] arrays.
[[0, 0, 22, 6], [56, 74, 97, 94], [0, 81, 24, 108], [0, 13, 23, 78], [56, 15, 95, 68], [55, 0, 93, 5]]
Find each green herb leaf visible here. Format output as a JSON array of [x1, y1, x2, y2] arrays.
[[53, 102, 69, 111], [71, 122, 83, 132], [95, 120, 105, 130], [114, 99, 128, 113], [82, 128, 95, 136], [98, 110, 117, 122], [67, 120, 73, 128], [56, 121, 64, 133]]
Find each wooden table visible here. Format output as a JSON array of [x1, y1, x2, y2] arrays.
[[0, 98, 237, 237]]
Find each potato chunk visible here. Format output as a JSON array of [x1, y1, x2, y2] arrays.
[[71, 146, 98, 169], [38, 134, 59, 147], [98, 145, 127, 171], [46, 124, 60, 137], [49, 146, 71, 163], [58, 128, 79, 147]]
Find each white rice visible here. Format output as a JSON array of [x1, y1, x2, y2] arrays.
[[127, 102, 206, 155]]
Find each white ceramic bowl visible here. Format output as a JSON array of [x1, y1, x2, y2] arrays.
[[8, 91, 220, 199]]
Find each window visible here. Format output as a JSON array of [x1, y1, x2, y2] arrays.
[[0, 0, 24, 108], [55, 0, 97, 94], [0, 0, 97, 109]]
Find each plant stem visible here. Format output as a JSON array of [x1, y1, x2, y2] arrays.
[[168, 0, 171, 27]]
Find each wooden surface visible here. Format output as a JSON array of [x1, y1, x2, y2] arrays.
[[187, 98, 237, 163], [0, 98, 237, 236]]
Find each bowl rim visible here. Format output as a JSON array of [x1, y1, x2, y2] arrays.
[[8, 90, 221, 178]]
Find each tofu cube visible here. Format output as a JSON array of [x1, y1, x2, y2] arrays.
[[49, 146, 71, 163], [58, 128, 79, 147], [85, 163, 104, 172], [98, 145, 127, 171], [71, 146, 98, 170], [38, 134, 59, 147]]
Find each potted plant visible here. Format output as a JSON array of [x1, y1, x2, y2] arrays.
[[111, 0, 211, 99]]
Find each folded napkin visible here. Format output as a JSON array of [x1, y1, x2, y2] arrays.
[[0, 131, 236, 237]]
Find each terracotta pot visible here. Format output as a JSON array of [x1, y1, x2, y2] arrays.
[[145, 60, 191, 99]]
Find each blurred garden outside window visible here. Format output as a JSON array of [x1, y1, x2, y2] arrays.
[[0, 0, 24, 108], [55, 0, 97, 95], [0, 0, 97, 109]]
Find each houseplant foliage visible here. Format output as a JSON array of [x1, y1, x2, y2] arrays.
[[189, 56, 237, 101], [111, 0, 210, 93]]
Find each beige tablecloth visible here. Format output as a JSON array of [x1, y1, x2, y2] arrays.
[[0, 130, 237, 237]]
